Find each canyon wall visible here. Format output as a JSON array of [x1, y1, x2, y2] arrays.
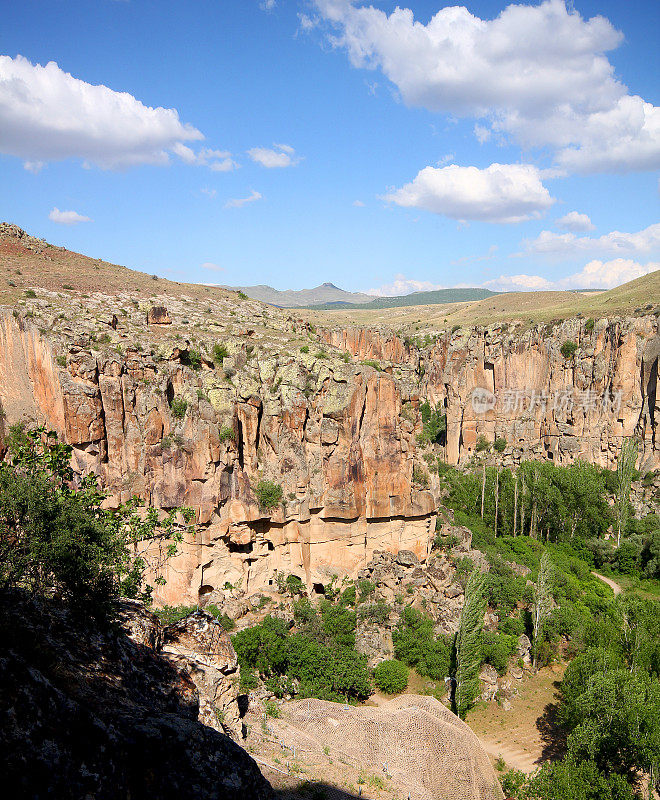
[[0, 310, 434, 605], [323, 316, 659, 471]]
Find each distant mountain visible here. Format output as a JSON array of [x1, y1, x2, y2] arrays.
[[225, 283, 500, 309], [309, 287, 499, 310], [223, 282, 373, 308]]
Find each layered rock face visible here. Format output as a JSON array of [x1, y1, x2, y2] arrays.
[[324, 316, 660, 470], [0, 304, 434, 606]]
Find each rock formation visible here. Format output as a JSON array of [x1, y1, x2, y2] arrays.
[[0, 591, 274, 800], [323, 316, 660, 470]]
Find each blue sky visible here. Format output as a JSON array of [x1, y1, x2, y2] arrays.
[[0, 0, 658, 295]]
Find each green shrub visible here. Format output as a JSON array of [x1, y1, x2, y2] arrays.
[[476, 434, 490, 452], [412, 464, 430, 488], [170, 396, 188, 419], [181, 349, 201, 370], [24, 289, 37, 298], [255, 479, 283, 511], [237, 291, 248, 300], [561, 340, 578, 359], [218, 425, 235, 443], [493, 436, 506, 453], [154, 605, 197, 625], [584, 318, 595, 334], [300, 345, 309, 353], [264, 699, 281, 718], [55, 355, 67, 367], [358, 601, 391, 625], [212, 343, 229, 364], [314, 351, 328, 359], [374, 659, 408, 694], [285, 574, 305, 596], [360, 360, 381, 371]]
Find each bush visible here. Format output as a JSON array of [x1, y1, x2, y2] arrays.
[[561, 340, 578, 359], [300, 345, 309, 353], [218, 425, 235, 443], [493, 436, 506, 453], [412, 464, 430, 488], [255, 480, 283, 511], [374, 659, 408, 694], [24, 289, 37, 298], [181, 349, 201, 370], [358, 601, 391, 625], [360, 360, 381, 371], [170, 397, 188, 419], [153, 605, 197, 625], [476, 434, 490, 452], [212, 343, 229, 364], [584, 318, 595, 334]]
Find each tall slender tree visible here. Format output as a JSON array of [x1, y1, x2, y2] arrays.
[[532, 552, 553, 671], [615, 437, 638, 548], [454, 570, 487, 718]]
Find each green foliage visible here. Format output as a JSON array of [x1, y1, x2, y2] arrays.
[[412, 464, 430, 488], [455, 570, 487, 718], [237, 291, 248, 300], [0, 426, 193, 621], [357, 578, 375, 601], [254, 479, 283, 511], [299, 345, 309, 353], [480, 630, 518, 674], [393, 606, 451, 681], [170, 396, 188, 419], [212, 343, 229, 364], [24, 289, 37, 298], [493, 436, 507, 453], [584, 318, 595, 334], [418, 402, 447, 445], [314, 351, 328, 359], [55, 355, 67, 367], [232, 612, 371, 702], [476, 434, 490, 452], [218, 425, 235, 443], [264, 699, 281, 718], [154, 605, 197, 625], [374, 659, 408, 694], [615, 438, 638, 547], [360, 360, 381, 371], [560, 340, 578, 359], [180, 348, 201, 370], [285, 573, 305, 596], [358, 601, 391, 625]]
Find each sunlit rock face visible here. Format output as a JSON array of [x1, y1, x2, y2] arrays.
[[324, 317, 659, 470], [0, 309, 435, 606]]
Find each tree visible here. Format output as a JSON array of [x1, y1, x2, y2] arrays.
[[532, 553, 553, 671], [374, 659, 408, 694], [615, 438, 638, 548], [454, 569, 487, 718]]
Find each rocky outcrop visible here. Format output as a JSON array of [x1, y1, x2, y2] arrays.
[[324, 317, 660, 470], [0, 305, 435, 606], [0, 591, 274, 800]]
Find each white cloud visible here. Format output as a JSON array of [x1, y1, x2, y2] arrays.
[[201, 187, 217, 199], [260, 0, 276, 10], [23, 160, 44, 174], [384, 163, 555, 223], [247, 144, 300, 168], [484, 260, 658, 291], [555, 212, 595, 232], [367, 273, 445, 297], [484, 273, 552, 291], [201, 262, 224, 272], [352, 199, 365, 207], [313, 0, 660, 174], [48, 207, 92, 225], [224, 190, 262, 209], [0, 55, 204, 170], [474, 125, 491, 144], [521, 222, 660, 258], [172, 143, 238, 171]]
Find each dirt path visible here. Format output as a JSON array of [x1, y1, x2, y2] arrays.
[[591, 571, 623, 596], [478, 738, 540, 775]]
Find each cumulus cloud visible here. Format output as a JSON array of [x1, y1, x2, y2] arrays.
[[485, 260, 658, 291], [23, 160, 44, 174], [200, 187, 217, 199], [312, 0, 660, 174], [0, 54, 203, 169], [247, 143, 300, 168], [520, 222, 660, 258], [384, 163, 555, 223], [48, 207, 92, 225], [352, 199, 365, 207], [555, 212, 595, 232], [367, 273, 445, 297], [224, 190, 262, 209], [172, 143, 238, 172], [201, 262, 224, 272]]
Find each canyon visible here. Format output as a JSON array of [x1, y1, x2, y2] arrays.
[[0, 225, 658, 610]]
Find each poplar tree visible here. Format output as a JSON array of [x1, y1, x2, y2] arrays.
[[615, 437, 638, 548], [532, 552, 553, 671], [454, 570, 487, 719]]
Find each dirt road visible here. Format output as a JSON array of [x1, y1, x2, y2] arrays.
[[591, 571, 623, 596]]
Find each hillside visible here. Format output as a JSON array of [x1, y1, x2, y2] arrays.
[[222, 281, 374, 307], [307, 286, 499, 310], [305, 271, 660, 333]]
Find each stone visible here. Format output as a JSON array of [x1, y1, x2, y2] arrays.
[[147, 305, 172, 324], [479, 664, 499, 685], [396, 549, 420, 567]]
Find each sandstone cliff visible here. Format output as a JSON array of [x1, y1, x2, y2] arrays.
[[323, 316, 659, 470], [0, 294, 435, 607]]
